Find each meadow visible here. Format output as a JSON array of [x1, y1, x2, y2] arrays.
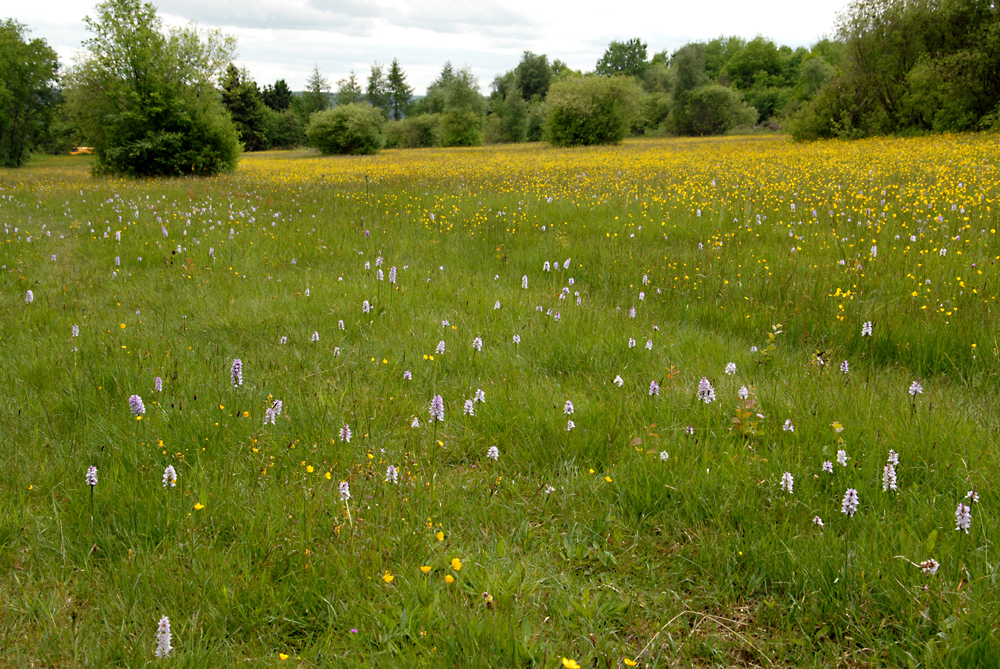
[[1, 133, 999, 667]]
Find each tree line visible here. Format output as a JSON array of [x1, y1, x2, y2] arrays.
[[1, 0, 997, 172]]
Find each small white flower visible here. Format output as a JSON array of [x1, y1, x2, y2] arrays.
[[648, 380, 660, 396], [840, 360, 849, 374], [25, 290, 33, 304], [628, 337, 636, 348], [474, 389, 485, 403], [645, 339, 652, 350], [385, 465, 398, 484], [685, 424, 694, 435], [155, 615, 172, 658], [966, 489, 980, 504], [909, 380, 923, 396], [725, 362, 736, 375], [163, 465, 177, 487], [311, 331, 319, 342], [919, 559, 939, 575], [486, 446, 499, 461], [472, 336, 483, 351], [837, 449, 848, 467], [564, 400, 574, 415], [436, 340, 445, 354], [86, 465, 98, 487], [512, 334, 520, 344], [822, 461, 834, 473], [566, 419, 575, 431], [280, 336, 287, 345], [72, 324, 79, 337], [544, 485, 555, 495], [780, 472, 794, 494], [464, 399, 475, 416], [403, 370, 412, 380], [782, 419, 794, 432], [887, 449, 899, 466], [861, 321, 873, 337], [697, 377, 715, 404], [813, 516, 824, 527], [738, 386, 749, 399], [494, 300, 501, 310], [613, 375, 623, 387], [842, 488, 860, 517], [659, 451, 669, 461], [883, 463, 897, 491], [955, 502, 971, 533], [522, 275, 528, 289], [340, 424, 352, 443], [339, 481, 351, 501], [411, 416, 420, 428]]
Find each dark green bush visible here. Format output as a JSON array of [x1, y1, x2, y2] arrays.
[[384, 114, 440, 149], [306, 104, 384, 155]]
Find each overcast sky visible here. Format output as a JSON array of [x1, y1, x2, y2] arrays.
[[13, 0, 850, 95]]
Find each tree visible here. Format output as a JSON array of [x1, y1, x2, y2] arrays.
[[596, 38, 649, 78], [544, 75, 642, 146], [65, 0, 240, 176], [306, 104, 384, 155], [221, 64, 269, 151], [723, 37, 783, 90], [515, 51, 552, 100], [386, 58, 412, 120], [0, 20, 60, 167], [335, 71, 363, 107], [262, 79, 292, 111], [366, 62, 390, 115], [681, 84, 757, 135], [300, 65, 330, 117]]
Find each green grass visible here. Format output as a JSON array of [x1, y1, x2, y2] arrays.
[[1, 135, 999, 667]]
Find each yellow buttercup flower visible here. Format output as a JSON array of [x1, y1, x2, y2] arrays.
[[420, 565, 431, 574], [562, 659, 580, 669], [436, 531, 444, 541], [382, 571, 394, 583], [451, 558, 462, 571], [445, 574, 454, 584]]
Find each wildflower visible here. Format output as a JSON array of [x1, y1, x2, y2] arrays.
[[154, 377, 162, 392], [613, 375, 623, 387], [628, 337, 635, 348], [334, 347, 339, 356], [685, 424, 694, 435], [129, 394, 146, 416], [919, 559, 940, 575], [311, 331, 319, 342], [474, 389, 485, 403], [163, 465, 177, 487], [562, 659, 581, 669], [543, 261, 550, 271], [403, 370, 412, 380], [566, 420, 575, 431], [340, 424, 352, 443], [72, 324, 79, 337], [451, 558, 462, 571], [377, 268, 383, 281], [411, 416, 420, 428], [436, 531, 444, 541], [385, 465, 398, 483], [382, 571, 393, 583], [472, 336, 482, 351], [697, 377, 715, 404], [831, 422, 844, 433], [339, 320, 345, 330], [522, 275, 528, 288], [813, 516, 824, 526], [841, 488, 860, 517], [783, 419, 794, 432], [909, 381, 923, 396], [445, 574, 455, 584], [725, 362, 736, 375], [659, 451, 669, 461], [955, 502, 971, 533], [837, 449, 848, 466], [155, 616, 172, 658], [436, 340, 445, 354], [739, 386, 749, 400], [231, 358, 243, 387], [494, 300, 501, 310], [86, 465, 98, 487], [363, 300, 370, 313], [861, 321, 873, 337], [887, 449, 899, 466], [563, 258, 571, 269], [780, 472, 794, 494], [389, 267, 396, 283], [512, 334, 520, 344], [442, 319, 449, 327], [544, 485, 555, 494], [649, 380, 660, 396], [264, 407, 276, 425], [967, 489, 980, 504], [420, 565, 431, 574], [304, 288, 310, 297], [629, 307, 636, 319], [487, 446, 499, 460], [822, 461, 833, 473], [280, 336, 287, 345], [644, 339, 652, 350], [841, 360, 849, 374], [25, 290, 33, 304], [339, 481, 351, 501], [883, 463, 897, 491], [564, 400, 574, 415], [429, 395, 444, 422], [464, 399, 475, 416]]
